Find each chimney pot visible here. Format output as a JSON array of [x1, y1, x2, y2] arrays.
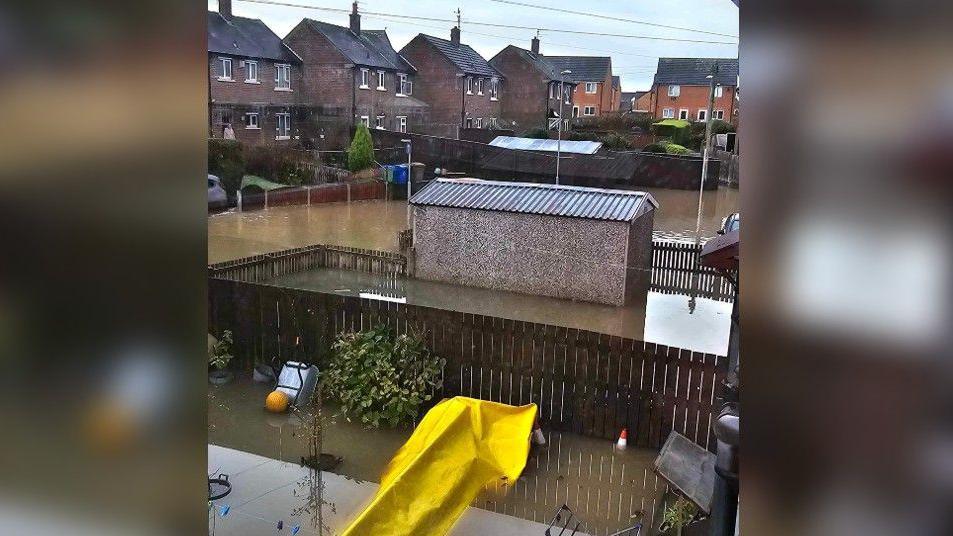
[[219, 0, 232, 19], [450, 26, 461, 45], [349, 1, 361, 35], [531, 36, 540, 55]]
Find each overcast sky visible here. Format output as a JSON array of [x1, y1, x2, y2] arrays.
[[208, 0, 738, 91]]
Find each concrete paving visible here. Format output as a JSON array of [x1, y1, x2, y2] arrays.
[[208, 444, 578, 536]]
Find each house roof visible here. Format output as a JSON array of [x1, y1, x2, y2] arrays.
[[488, 136, 602, 155], [612, 76, 621, 89], [303, 19, 415, 72], [492, 46, 577, 84], [414, 34, 501, 77], [207, 12, 300, 63], [410, 178, 657, 222], [540, 56, 611, 82], [653, 58, 739, 86]]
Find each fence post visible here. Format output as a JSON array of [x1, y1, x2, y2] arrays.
[[236, 190, 243, 212], [264, 190, 268, 210]]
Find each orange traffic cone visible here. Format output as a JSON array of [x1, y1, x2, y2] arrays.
[[616, 428, 628, 450]]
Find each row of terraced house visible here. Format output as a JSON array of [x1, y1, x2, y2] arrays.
[[208, 0, 735, 148]]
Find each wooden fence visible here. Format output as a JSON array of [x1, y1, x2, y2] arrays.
[[651, 241, 735, 302], [208, 244, 406, 282], [238, 179, 386, 211], [208, 278, 727, 451]]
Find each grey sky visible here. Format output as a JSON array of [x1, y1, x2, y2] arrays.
[[208, 0, 737, 91]]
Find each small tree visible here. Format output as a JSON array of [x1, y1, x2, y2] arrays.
[[347, 125, 375, 172]]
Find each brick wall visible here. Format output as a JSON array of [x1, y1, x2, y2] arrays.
[[651, 84, 737, 122], [489, 47, 575, 133], [208, 54, 299, 143], [400, 35, 502, 138], [571, 72, 616, 118]]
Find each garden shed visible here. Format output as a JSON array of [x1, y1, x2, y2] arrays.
[[409, 178, 658, 305]]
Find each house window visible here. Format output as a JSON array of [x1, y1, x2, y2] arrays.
[[465, 76, 473, 94], [668, 85, 680, 97], [679, 109, 689, 120], [275, 113, 291, 139], [397, 116, 407, 133], [662, 108, 674, 118], [275, 64, 291, 90], [375, 115, 384, 129], [220, 111, 232, 125], [564, 85, 571, 104], [475, 118, 482, 128], [714, 109, 725, 120], [218, 58, 233, 80], [563, 119, 571, 130], [244, 113, 259, 129], [583, 106, 596, 116], [585, 82, 597, 94], [714, 85, 724, 98], [489, 78, 499, 100], [477, 78, 484, 95], [549, 83, 558, 99], [377, 70, 386, 91], [244, 60, 258, 83], [360, 68, 370, 89], [360, 115, 370, 127], [697, 109, 707, 121], [465, 117, 473, 128], [572, 106, 579, 118], [397, 73, 412, 96]]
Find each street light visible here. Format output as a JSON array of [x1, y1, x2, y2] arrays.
[[556, 69, 571, 185], [695, 71, 717, 243]]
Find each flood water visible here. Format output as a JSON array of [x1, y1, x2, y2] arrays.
[[270, 267, 731, 355], [207, 187, 738, 264], [209, 377, 670, 535]]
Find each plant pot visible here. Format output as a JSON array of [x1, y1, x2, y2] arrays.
[[209, 369, 234, 385], [253, 364, 276, 383]]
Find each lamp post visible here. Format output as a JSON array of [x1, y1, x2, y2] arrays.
[[401, 138, 412, 226], [695, 70, 718, 243], [556, 69, 571, 185]]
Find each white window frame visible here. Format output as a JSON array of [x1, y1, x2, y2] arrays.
[[714, 109, 725, 120], [714, 85, 724, 98], [564, 85, 571, 104], [397, 116, 407, 133], [489, 77, 499, 101], [245, 112, 260, 129], [477, 78, 484, 95], [662, 108, 674, 118], [359, 68, 370, 89], [465, 76, 473, 95], [585, 82, 597, 94], [697, 109, 707, 121], [375, 115, 384, 129], [549, 83, 558, 99], [583, 106, 596, 116], [244, 60, 259, 83], [397, 73, 409, 96], [275, 113, 291, 139], [275, 64, 291, 90], [668, 84, 680, 97], [563, 119, 570, 130], [475, 118, 482, 128], [465, 117, 473, 128], [572, 106, 579, 118], [360, 115, 370, 127], [377, 70, 386, 91], [679, 109, 689, 120], [218, 57, 233, 81]]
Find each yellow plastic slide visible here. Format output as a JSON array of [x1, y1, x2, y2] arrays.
[[341, 396, 538, 536]]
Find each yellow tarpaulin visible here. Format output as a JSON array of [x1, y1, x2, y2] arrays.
[[341, 396, 538, 536]]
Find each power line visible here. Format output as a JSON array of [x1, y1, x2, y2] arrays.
[[236, 0, 738, 45], [485, 0, 739, 39]]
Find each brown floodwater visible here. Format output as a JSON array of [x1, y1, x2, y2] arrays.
[[207, 187, 738, 264], [209, 377, 670, 536]]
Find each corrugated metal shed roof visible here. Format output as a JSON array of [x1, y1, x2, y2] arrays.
[[410, 179, 657, 222], [488, 136, 603, 155]]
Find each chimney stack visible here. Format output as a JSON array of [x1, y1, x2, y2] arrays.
[[531, 36, 540, 55], [450, 26, 461, 45], [349, 1, 361, 35], [219, 0, 232, 19]]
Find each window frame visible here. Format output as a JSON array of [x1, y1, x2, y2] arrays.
[[377, 70, 386, 91], [714, 109, 725, 120], [359, 68, 370, 89], [396, 73, 408, 96], [375, 115, 384, 129], [662, 108, 674, 119], [477, 78, 484, 95], [585, 82, 597, 94], [583, 106, 596, 116], [475, 118, 482, 128], [668, 84, 680, 97], [549, 83, 558, 99], [679, 109, 689, 120], [245, 112, 260, 129], [697, 109, 708, 121], [275, 64, 291, 90], [465, 117, 473, 128], [397, 116, 407, 133], [275, 113, 291, 140], [489, 77, 499, 101], [572, 106, 579, 118], [218, 57, 233, 81], [465, 76, 473, 95], [714, 85, 723, 98], [244, 60, 259, 83], [360, 115, 370, 127]]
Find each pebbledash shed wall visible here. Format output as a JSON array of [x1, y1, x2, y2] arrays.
[[410, 179, 657, 306]]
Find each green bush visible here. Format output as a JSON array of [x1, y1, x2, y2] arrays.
[[599, 133, 631, 150], [523, 127, 550, 139], [208, 139, 245, 195], [325, 325, 445, 428], [643, 142, 692, 155], [347, 125, 375, 172]]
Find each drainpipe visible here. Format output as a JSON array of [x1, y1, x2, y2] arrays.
[[351, 66, 357, 133]]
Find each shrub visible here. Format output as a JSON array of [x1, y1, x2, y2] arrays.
[[325, 325, 444, 428], [599, 133, 631, 150], [347, 125, 375, 172], [208, 139, 245, 195], [245, 145, 309, 186], [523, 127, 550, 139], [643, 142, 692, 155], [208, 330, 233, 370]]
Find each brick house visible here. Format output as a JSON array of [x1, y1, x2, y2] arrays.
[[646, 58, 739, 123], [283, 3, 429, 148], [488, 37, 577, 134], [399, 27, 504, 138], [207, 0, 302, 144], [542, 56, 616, 119], [633, 91, 653, 113], [610, 76, 622, 114]]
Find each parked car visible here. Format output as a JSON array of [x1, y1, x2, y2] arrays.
[[208, 174, 227, 210], [718, 212, 740, 234]]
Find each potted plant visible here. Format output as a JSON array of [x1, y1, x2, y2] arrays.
[[659, 496, 699, 536], [208, 330, 234, 385]]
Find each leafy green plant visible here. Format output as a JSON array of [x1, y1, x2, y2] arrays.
[[208, 330, 234, 370], [643, 142, 692, 155], [599, 133, 632, 150], [208, 139, 245, 195], [325, 325, 444, 428], [660, 496, 698, 534], [347, 125, 375, 172]]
